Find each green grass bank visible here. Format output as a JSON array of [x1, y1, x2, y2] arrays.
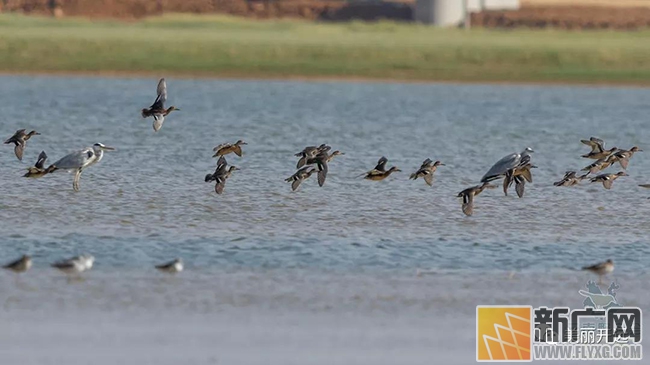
[[1, 14, 649, 84]]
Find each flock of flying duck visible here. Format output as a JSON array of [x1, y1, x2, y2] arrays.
[[0, 79, 639, 280]]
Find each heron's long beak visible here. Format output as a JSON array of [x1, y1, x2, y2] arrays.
[[102, 146, 116, 151]]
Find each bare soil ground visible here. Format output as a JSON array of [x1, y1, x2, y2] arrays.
[[2, 0, 650, 29], [473, 5, 650, 30], [523, 0, 650, 8]]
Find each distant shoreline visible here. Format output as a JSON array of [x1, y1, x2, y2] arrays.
[[1, 70, 650, 88], [2, 14, 650, 87]]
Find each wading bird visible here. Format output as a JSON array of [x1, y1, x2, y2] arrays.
[[155, 258, 183, 274], [4, 129, 40, 161], [582, 259, 614, 284], [213, 140, 247, 158], [51, 254, 94, 275], [2, 254, 32, 274], [24, 151, 50, 178], [285, 166, 316, 191], [363, 156, 401, 181], [590, 171, 628, 190], [481, 147, 533, 183], [45, 143, 115, 192], [141, 78, 180, 132], [410, 159, 444, 186], [457, 182, 494, 217]]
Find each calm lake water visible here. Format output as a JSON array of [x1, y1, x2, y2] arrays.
[[1, 76, 649, 364]]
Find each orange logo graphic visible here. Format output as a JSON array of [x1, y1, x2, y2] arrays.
[[476, 306, 533, 362]]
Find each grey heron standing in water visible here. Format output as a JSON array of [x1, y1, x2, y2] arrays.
[[46, 143, 115, 192], [481, 147, 534, 183]]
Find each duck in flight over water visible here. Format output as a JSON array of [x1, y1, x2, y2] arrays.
[[5, 129, 40, 161], [410, 159, 444, 186], [141, 78, 180, 132]]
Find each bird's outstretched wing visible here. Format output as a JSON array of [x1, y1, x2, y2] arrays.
[[374, 156, 388, 172], [35, 151, 48, 169]]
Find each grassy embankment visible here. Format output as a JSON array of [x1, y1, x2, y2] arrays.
[[0, 13, 649, 84]]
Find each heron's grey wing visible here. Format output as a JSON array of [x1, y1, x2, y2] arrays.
[[374, 157, 388, 172], [14, 142, 24, 161], [53, 149, 93, 170], [155, 78, 167, 104], [481, 153, 519, 182], [152, 114, 165, 132], [423, 172, 434, 186], [35, 151, 47, 169]]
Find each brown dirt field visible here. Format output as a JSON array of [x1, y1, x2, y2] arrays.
[[2, 0, 650, 30], [473, 5, 650, 30], [522, 0, 650, 8]]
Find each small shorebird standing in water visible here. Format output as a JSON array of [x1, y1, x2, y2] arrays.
[[363, 156, 401, 181], [205, 156, 239, 194], [4, 129, 40, 161], [590, 171, 628, 190], [24, 151, 49, 178], [410, 159, 444, 186], [457, 182, 494, 217], [285, 166, 316, 191], [582, 259, 614, 284], [141, 78, 180, 132], [3, 255, 32, 274], [213, 140, 247, 158], [156, 258, 184, 274], [51, 254, 94, 275], [43, 143, 115, 191]]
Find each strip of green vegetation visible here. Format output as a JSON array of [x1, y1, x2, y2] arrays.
[[0, 13, 649, 84]]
